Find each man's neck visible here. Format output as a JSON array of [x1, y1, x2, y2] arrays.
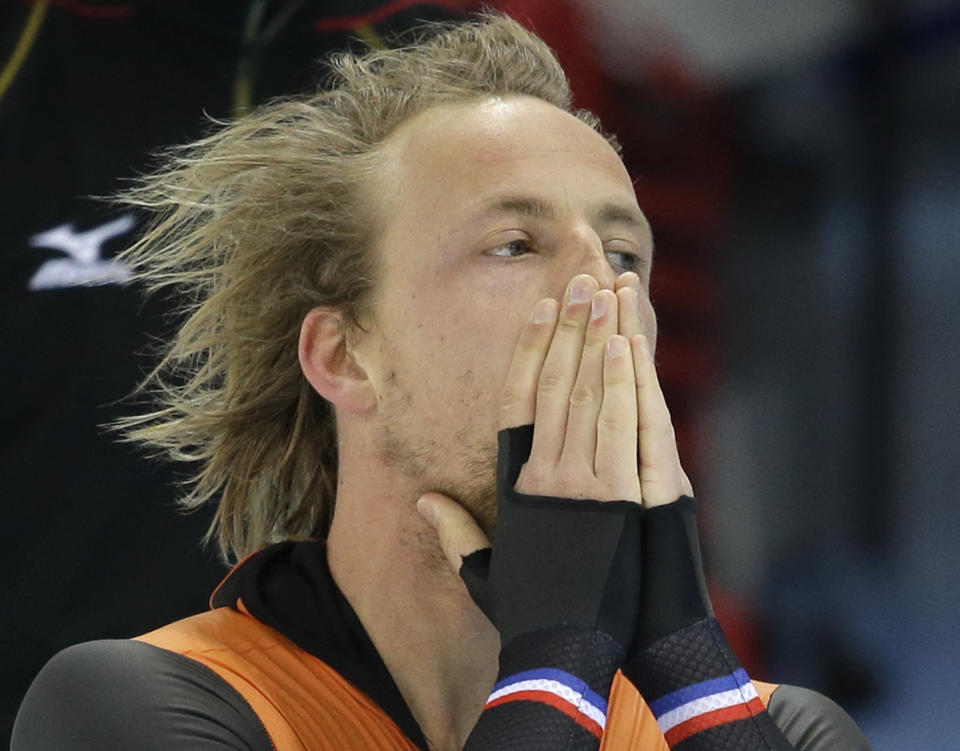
[[326, 474, 499, 751]]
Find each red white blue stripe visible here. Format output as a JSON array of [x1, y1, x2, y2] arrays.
[[649, 668, 765, 746], [484, 668, 609, 739]]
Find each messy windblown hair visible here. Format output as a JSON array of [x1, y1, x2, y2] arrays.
[[116, 13, 617, 563]]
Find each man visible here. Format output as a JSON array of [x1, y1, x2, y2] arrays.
[[13, 14, 872, 751]]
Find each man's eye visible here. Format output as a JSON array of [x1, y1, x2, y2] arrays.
[[488, 239, 532, 258], [488, 240, 643, 273], [606, 250, 643, 272]]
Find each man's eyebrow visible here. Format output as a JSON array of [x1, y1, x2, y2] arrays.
[[594, 203, 648, 231], [594, 202, 655, 252], [479, 195, 653, 244], [485, 195, 559, 220]]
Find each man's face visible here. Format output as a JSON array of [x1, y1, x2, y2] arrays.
[[356, 95, 656, 534]]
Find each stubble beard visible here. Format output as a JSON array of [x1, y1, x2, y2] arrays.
[[373, 370, 500, 551]]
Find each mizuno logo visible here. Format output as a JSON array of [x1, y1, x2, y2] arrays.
[[28, 214, 136, 290]]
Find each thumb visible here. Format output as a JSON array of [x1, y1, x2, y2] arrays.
[[417, 491, 491, 572]]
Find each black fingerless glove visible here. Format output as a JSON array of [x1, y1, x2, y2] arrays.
[[461, 424, 645, 649], [461, 424, 644, 751], [623, 498, 795, 751]]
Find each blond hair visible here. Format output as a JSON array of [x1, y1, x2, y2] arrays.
[[117, 13, 616, 562]]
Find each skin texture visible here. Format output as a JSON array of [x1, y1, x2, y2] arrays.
[[298, 95, 691, 750]]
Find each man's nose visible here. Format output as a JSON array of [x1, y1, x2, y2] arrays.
[[564, 229, 618, 292]]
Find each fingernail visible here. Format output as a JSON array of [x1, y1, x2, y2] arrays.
[[590, 294, 607, 320], [607, 336, 627, 358], [569, 276, 592, 303], [630, 272, 641, 292], [531, 299, 556, 324]]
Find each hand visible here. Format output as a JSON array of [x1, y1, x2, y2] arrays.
[[500, 273, 643, 504], [420, 274, 649, 648], [418, 274, 639, 570], [613, 272, 694, 506], [419, 273, 693, 570]]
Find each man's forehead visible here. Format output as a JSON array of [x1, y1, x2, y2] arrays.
[[383, 96, 623, 172], [373, 96, 641, 239]]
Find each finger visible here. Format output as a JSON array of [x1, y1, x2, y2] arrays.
[[527, 274, 598, 465], [614, 271, 641, 297], [498, 297, 560, 430], [631, 334, 694, 506], [594, 334, 642, 502], [417, 492, 491, 572], [616, 284, 643, 341], [559, 289, 619, 473]]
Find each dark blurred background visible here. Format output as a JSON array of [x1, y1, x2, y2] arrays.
[[3, 1, 958, 748]]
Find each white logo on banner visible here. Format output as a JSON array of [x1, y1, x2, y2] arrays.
[[28, 214, 136, 290]]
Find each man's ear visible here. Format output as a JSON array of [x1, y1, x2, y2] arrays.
[[298, 308, 377, 415]]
